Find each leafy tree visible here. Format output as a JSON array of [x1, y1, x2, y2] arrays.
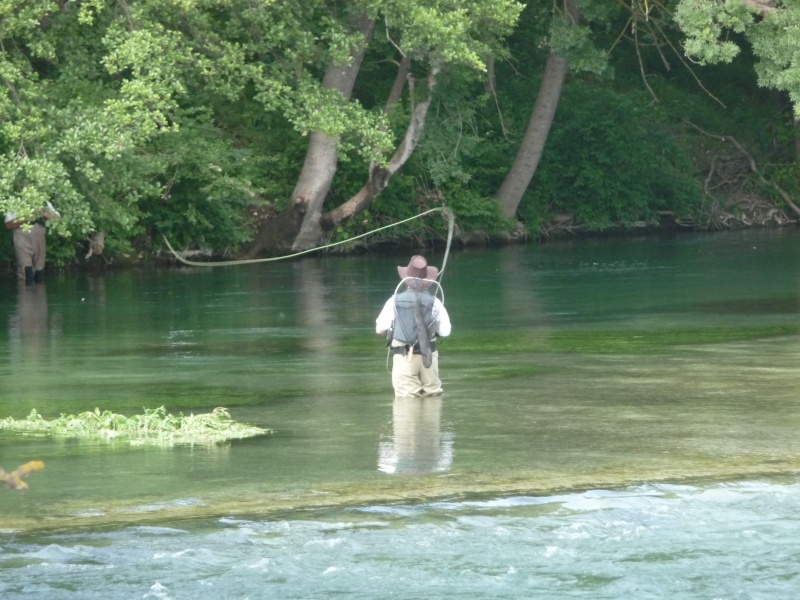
[[672, 0, 800, 218], [675, 0, 800, 116], [0, 0, 278, 259], [265, 1, 523, 253], [3, 0, 794, 264], [0, 0, 523, 260]]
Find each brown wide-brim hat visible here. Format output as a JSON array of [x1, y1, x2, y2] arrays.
[[397, 255, 439, 281]]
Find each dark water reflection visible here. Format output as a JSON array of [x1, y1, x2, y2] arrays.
[[1, 229, 800, 532]]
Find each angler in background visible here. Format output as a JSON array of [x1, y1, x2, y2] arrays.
[[376, 255, 451, 397], [5, 200, 60, 285]]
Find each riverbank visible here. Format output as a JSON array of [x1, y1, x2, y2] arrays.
[[534, 192, 797, 240], [4, 193, 797, 276]]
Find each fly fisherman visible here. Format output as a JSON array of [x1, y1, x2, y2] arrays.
[[376, 255, 451, 397], [5, 200, 60, 285]]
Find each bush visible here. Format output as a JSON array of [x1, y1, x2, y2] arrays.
[[520, 83, 703, 232]]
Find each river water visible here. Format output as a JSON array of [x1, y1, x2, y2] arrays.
[[2, 228, 800, 598]]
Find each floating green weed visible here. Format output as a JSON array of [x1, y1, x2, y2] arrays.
[[0, 407, 271, 446]]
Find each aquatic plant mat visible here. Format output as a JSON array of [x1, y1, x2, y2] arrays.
[[0, 407, 270, 446]]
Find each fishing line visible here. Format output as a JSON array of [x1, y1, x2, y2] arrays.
[[163, 207, 455, 376], [162, 206, 455, 273]]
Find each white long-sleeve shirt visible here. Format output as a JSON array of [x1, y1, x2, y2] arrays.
[[375, 296, 451, 338]]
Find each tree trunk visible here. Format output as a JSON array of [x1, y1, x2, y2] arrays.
[[290, 15, 375, 252], [320, 68, 439, 231], [493, 0, 577, 219], [494, 53, 568, 219], [248, 15, 375, 256], [386, 56, 412, 115]]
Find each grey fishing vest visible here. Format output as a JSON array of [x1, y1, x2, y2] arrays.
[[392, 290, 435, 346]]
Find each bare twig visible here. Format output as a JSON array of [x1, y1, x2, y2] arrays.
[[684, 119, 800, 217]]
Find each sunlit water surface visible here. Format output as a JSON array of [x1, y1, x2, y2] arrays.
[[2, 228, 800, 597]]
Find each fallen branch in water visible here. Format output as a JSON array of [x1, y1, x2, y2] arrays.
[[0, 407, 271, 447], [1, 460, 44, 490]]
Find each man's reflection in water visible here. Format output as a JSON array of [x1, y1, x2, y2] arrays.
[[378, 396, 453, 474], [9, 281, 50, 363]]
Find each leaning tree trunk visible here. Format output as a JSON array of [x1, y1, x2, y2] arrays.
[[494, 53, 568, 218], [290, 15, 375, 252], [320, 68, 439, 230], [249, 15, 374, 256], [285, 129, 340, 251], [493, 0, 577, 219]]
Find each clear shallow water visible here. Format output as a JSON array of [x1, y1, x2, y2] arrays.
[[2, 228, 800, 596]]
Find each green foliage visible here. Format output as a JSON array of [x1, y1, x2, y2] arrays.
[[442, 187, 509, 234], [138, 116, 280, 250], [281, 77, 394, 164], [385, 0, 522, 71], [0, 0, 794, 260], [747, 7, 800, 117], [549, 9, 608, 76], [0, 0, 526, 259], [358, 189, 451, 247], [766, 163, 800, 204], [416, 68, 490, 187], [521, 84, 703, 232], [674, 0, 752, 65], [0, 406, 271, 446], [675, 1, 800, 118]]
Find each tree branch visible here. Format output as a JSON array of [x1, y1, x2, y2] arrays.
[[320, 68, 440, 230], [384, 55, 411, 115], [683, 119, 800, 218]]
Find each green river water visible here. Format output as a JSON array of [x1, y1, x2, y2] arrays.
[[2, 228, 800, 598]]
